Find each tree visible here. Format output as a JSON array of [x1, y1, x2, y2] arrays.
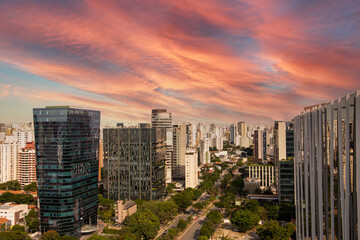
[[98, 194, 114, 207], [0, 180, 21, 190], [41, 230, 60, 240], [124, 210, 160, 240], [116, 230, 137, 240], [245, 200, 260, 213], [193, 202, 205, 211], [256, 220, 295, 240], [89, 235, 110, 240], [166, 183, 176, 194], [206, 210, 222, 225], [231, 210, 260, 232], [0, 192, 35, 204], [177, 219, 187, 230], [25, 209, 39, 233], [197, 236, 209, 240], [278, 203, 295, 222], [0, 231, 31, 240], [59, 236, 78, 240], [23, 182, 37, 192], [11, 224, 25, 232], [264, 204, 280, 220], [171, 190, 194, 210]]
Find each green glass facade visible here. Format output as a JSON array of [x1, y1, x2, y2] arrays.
[[33, 107, 100, 238], [103, 127, 166, 201]]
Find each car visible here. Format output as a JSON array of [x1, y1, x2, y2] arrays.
[[193, 218, 198, 221]]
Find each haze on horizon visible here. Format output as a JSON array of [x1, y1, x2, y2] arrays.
[[0, 0, 359, 125]]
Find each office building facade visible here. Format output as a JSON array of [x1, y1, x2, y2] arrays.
[[294, 90, 360, 240], [103, 127, 166, 201], [151, 109, 173, 184], [33, 106, 100, 238], [274, 121, 294, 203]]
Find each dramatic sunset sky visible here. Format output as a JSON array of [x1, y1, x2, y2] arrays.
[[0, 0, 359, 125]]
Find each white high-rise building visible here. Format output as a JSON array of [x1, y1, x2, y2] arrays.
[[172, 123, 187, 179], [14, 131, 34, 149], [151, 109, 173, 183], [200, 138, 210, 165], [185, 150, 198, 189], [0, 139, 18, 183]]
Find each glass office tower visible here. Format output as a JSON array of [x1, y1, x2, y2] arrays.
[[33, 106, 100, 238], [103, 127, 166, 201]]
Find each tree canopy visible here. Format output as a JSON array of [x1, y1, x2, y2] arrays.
[[256, 220, 295, 240], [0, 180, 21, 190], [231, 210, 260, 232], [23, 182, 37, 192]]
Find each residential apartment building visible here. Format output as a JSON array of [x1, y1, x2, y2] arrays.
[[237, 121, 247, 137], [185, 150, 198, 189], [18, 141, 36, 186], [172, 123, 186, 180]]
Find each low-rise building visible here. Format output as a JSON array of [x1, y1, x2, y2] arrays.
[[0, 218, 11, 231], [246, 164, 274, 187], [0, 203, 29, 225], [115, 200, 137, 224]]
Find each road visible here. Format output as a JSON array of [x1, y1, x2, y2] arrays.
[[179, 217, 206, 240]]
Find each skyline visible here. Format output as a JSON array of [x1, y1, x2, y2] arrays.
[[0, 0, 360, 125]]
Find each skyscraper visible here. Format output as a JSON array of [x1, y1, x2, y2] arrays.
[[254, 130, 264, 162], [274, 121, 294, 203], [185, 150, 198, 189], [151, 109, 173, 184], [33, 106, 100, 238], [294, 90, 360, 240], [237, 121, 247, 137], [172, 123, 187, 180], [230, 124, 237, 144], [18, 142, 36, 186], [103, 127, 166, 201]]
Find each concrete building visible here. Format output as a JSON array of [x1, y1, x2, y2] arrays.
[[230, 124, 237, 144], [151, 109, 173, 184], [254, 130, 264, 162], [0, 137, 18, 183], [172, 123, 186, 180], [199, 138, 210, 165], [104, 127, 166, 201], [34, 106, 100, 238], [0, 203, 29, 226], [0, 218, 11, 231], [294, 91, 360, 240], [18, 142, 36, 186], [274, 121, 294, 202], [185, 150, 198, 189], [186, 122, 196, 148], [99, 139, 103, 181], [115, 200, 137, 224], [246, 164, 274, 187], [237, 121, 247, 137]]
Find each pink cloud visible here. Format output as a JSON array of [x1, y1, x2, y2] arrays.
[[0, 0, 359, 124]]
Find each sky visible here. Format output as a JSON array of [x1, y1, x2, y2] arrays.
[[0, 0, 359, 126]]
